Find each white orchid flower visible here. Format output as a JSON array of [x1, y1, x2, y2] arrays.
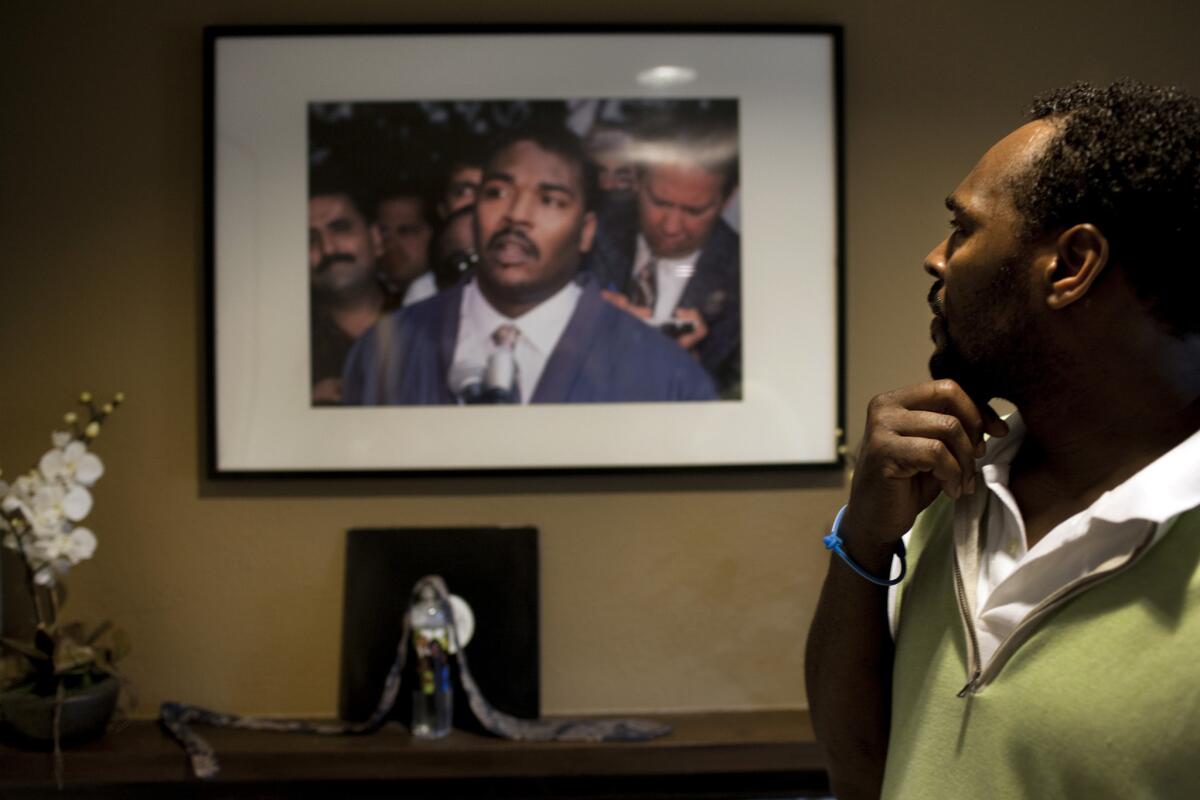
[[17, 527, 94, 580], [39, 440, 104, 487], [31, 511, 65, 539], [30, 483, 93, 528], [3, 493, 33, 524], [65, 527, 97, 563], [51, 431, 71, 449], [24, 534, 60, 562], [11, 473, 43, 501], [7, 473, 45, 519], [62, 485, 93, 520]]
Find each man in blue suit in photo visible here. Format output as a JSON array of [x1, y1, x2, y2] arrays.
[[584, 113, 742, 398], [341, 124, 717, 406]]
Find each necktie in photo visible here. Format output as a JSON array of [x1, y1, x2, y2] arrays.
[[628, 258, 657, 311], [488, 323, 521, 403]]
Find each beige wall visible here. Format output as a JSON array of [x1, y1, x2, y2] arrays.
[[2, 1, 1197, 718]]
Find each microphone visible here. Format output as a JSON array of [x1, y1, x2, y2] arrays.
[[444, 357, 513, 407], [447, 353, 520, 405], [485, 348, 514, 393], [482, 349, 519, 404], [448, 361, 486, 404]]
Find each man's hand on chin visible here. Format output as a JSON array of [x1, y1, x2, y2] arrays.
[[842, 379, 1010, 559]]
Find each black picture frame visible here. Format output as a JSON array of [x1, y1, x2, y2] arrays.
[[205, 25, 845, 476]]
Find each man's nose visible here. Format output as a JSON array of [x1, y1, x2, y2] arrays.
[[318, 229, 341, 254], [923, 237, 948, 279], [506, 189, 536, 225], [660, 209, 683, 235]]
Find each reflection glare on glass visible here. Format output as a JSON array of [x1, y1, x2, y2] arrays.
[[636, 65, 698, 87]]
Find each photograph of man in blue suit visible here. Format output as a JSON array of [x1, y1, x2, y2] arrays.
[[584, 112, 742, 398], [340, 123, 718, 405]]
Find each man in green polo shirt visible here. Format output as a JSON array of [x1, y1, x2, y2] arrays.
[[806, 80, 1200, 799]]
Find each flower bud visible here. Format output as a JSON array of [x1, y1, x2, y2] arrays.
[[113, 392, 125, 405], [64, 412, 78, 424], [85, 421, 101, 439], [80, 391, 93, 404], [102, 403, 114, 414]]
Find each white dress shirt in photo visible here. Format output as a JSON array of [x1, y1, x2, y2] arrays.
[[401, 271, 437, 306], [452, 279, 582, 404]]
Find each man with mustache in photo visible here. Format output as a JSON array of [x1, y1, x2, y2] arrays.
[[308, 165, 387, 405], [805, 80, 1200, 799], [341, 124, 717, 405]]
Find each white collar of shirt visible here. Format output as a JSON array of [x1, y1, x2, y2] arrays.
[[401, 271, 437, 306], [967, 412, 1200, 666], [634, 235, 699, 323], [978, 411, 1200, 544], [890, 411, 1200, 660], [453, 279, 581, 403]]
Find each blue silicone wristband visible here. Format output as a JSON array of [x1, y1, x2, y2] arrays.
[[822, 504, 907, 586]]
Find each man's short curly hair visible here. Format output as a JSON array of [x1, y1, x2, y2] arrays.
[[1011, 79, 1200, 335]]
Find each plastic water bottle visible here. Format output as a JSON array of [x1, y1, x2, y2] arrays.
[[410, 584, 453, 739]]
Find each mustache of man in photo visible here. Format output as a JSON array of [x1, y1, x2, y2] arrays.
[[485, 226, 540, 265], [313, 251, 359, 274]]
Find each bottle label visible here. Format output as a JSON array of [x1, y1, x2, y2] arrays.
[[414, 626, 451, 696]]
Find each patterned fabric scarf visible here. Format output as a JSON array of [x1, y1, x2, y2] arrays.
[[159, 575, 671, 779]]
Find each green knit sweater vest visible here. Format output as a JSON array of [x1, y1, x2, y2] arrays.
[[882, 496, 1200, 799]]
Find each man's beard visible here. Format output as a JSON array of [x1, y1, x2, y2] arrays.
[[929, 329, 999, 405], [927, 255, 1030, 405]]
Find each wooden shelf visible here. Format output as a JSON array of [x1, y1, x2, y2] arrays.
[[0, 710, 826, 797]]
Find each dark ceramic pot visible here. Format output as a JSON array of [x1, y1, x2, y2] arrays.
[[0, 674, 119, 749]]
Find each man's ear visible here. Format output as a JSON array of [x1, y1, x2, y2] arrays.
[[578, 211, 597, 254], [1044, 223, 1109, 310]]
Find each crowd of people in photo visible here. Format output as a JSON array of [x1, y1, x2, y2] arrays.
[[308, 98, 742, 406]]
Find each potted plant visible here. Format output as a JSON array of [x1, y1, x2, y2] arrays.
[[0, 392, 129, 751]]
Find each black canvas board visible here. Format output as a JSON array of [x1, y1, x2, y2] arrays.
[[338, 526, 539, 726]]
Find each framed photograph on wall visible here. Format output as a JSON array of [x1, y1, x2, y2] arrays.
[[206, 25, 843, 474]]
